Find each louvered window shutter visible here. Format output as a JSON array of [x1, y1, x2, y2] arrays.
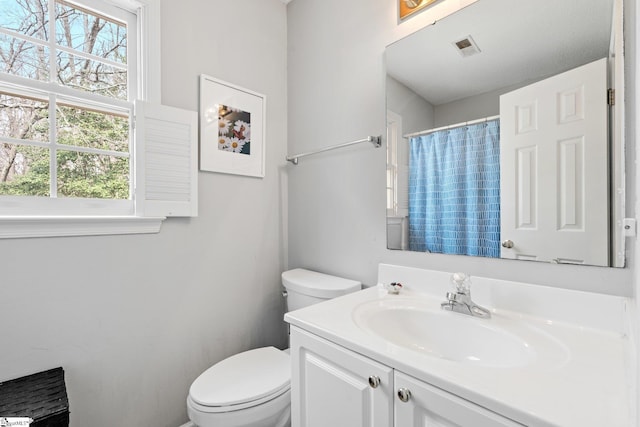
[[135, 101, 198, 217]]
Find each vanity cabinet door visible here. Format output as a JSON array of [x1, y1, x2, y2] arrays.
[[394, 372, 525, 427], [290, 326, 394, 427]]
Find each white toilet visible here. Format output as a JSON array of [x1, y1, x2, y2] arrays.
[[186, 268, 361, 427]]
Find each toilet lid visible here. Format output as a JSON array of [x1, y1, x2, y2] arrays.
[[189, 346, 291, 407]]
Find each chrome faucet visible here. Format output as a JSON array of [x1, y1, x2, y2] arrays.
[[441, 273, 491, 319]]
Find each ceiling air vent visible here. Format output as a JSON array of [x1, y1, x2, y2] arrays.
[[452, 35, 481, 58]]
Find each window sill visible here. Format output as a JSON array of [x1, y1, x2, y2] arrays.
[[0, 216, 166, 239]]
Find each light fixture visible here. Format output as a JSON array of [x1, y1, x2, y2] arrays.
[[399, 0, 441, 21], [404, 0, 424, 8]]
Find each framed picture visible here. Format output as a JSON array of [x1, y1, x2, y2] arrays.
[[399, 0, 442, 21], [199, 75, 266, 178]]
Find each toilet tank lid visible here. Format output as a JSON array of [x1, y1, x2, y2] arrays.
[[282, 268, 361, 298]]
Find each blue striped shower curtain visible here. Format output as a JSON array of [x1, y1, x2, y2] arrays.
[[408, 120, 500, 257]]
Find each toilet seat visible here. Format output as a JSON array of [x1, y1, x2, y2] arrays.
[[189, 346, 290, 412], [187, 388, 289, 414]]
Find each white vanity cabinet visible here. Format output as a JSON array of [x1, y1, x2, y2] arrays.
[[285, 266, 631, 427], [394, 371, 525, 427], [291, 326, 524, 427], [290, 326, 394, 427]]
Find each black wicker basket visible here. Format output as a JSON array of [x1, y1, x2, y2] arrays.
[[0, 368, 69, 427]]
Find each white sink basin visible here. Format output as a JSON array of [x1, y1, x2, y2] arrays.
[[352, 297, 568, 368]]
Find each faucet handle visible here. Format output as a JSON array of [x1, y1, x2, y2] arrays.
[[451, 272, 471, 294]]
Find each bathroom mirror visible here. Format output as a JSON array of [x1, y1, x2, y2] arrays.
[[385, 0, 625, 267]]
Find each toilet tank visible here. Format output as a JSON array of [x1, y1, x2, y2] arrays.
[[282, 268, 361, 312]]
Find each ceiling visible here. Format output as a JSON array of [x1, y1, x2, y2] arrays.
[[386, 0, 614, 105]]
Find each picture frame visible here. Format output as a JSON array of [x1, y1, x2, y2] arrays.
[[199, 75, 266, 178], [399, 0, 442, 21]]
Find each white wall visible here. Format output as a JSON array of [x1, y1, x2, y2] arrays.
[[0, 1, 288, 427], [433, 83, 522, 127], [287, 0, 633, 297], [386, 76, 434, 134]]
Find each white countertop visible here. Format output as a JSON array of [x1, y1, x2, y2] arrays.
[[284, 281, 630, 427]]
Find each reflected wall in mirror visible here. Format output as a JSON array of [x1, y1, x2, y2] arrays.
[[385, 0, 625, 267]]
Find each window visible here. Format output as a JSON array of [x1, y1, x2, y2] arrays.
[[0, 0, 197, 237], [386, 110, 408, 218]]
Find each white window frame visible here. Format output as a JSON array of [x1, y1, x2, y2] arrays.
[[386, 110, 408, 218], [0, 0, 137, 216], [0, 0, 193, 239]]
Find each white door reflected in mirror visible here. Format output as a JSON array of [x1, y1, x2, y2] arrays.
[[500, 58, 608, 265]]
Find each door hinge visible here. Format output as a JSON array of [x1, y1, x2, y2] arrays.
[[607, 88, 615, 106]]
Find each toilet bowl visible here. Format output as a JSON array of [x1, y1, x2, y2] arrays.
[[186, 268, 361, 427], [187, 346, 291, 427]]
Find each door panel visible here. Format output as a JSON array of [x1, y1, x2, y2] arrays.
[[500, 58, 608, 265], [290, 327, 393, 427], [394, 372, 524, 427]]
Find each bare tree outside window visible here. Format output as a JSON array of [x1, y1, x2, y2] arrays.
[[0, 0, 130, 199]]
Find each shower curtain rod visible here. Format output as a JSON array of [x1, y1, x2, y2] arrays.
[[403, 115, 500, 139], [286, 135, 382, 165]]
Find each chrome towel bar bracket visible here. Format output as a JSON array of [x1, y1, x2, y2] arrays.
[[286, 135, 382, 165]]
